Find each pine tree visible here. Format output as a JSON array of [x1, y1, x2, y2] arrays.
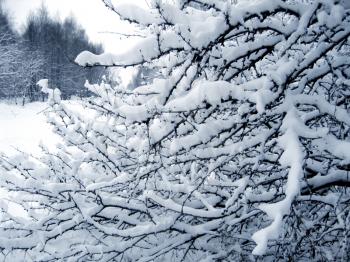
[[0, 0, 349, 261]]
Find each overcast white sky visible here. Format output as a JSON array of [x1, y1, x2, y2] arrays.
[[3, 0, 142, 53]]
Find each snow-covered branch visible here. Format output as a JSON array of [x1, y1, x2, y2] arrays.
[[0, 0, 349, 261]]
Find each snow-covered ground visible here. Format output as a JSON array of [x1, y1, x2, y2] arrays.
[[0, 101, 60, 155], [0, 101, 60, 213]]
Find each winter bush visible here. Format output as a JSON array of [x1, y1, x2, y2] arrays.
[[0, 0, 349, 261]]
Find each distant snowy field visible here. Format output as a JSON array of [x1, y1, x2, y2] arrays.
[[0, 101, 62, 211], [0, 101, 61, 155], [0, 100, 85, 212]]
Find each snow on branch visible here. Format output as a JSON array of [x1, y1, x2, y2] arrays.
[[0, 0, 350, 261]]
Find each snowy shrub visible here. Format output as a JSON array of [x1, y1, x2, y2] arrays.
[[0, 0, 349, 261]]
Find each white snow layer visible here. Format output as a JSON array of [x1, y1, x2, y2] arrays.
[[0, 102, 60, 155]]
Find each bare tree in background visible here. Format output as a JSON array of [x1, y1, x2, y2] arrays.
[[22, 5, 105, 99], [0, 2, 105, 102]]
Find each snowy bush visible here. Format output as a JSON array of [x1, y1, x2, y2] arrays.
[[0, 0, 349, 261]]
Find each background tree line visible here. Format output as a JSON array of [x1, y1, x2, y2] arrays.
[[0, 2, 105, 103]]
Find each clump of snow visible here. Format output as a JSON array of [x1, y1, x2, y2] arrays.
[[37, 79, 61, 105], [75, 36, 159, 67], [317, 5, 345, 28], [252, 109, 305, 255], [113, 2, 162, 25], [37, 79, 49, 92]]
